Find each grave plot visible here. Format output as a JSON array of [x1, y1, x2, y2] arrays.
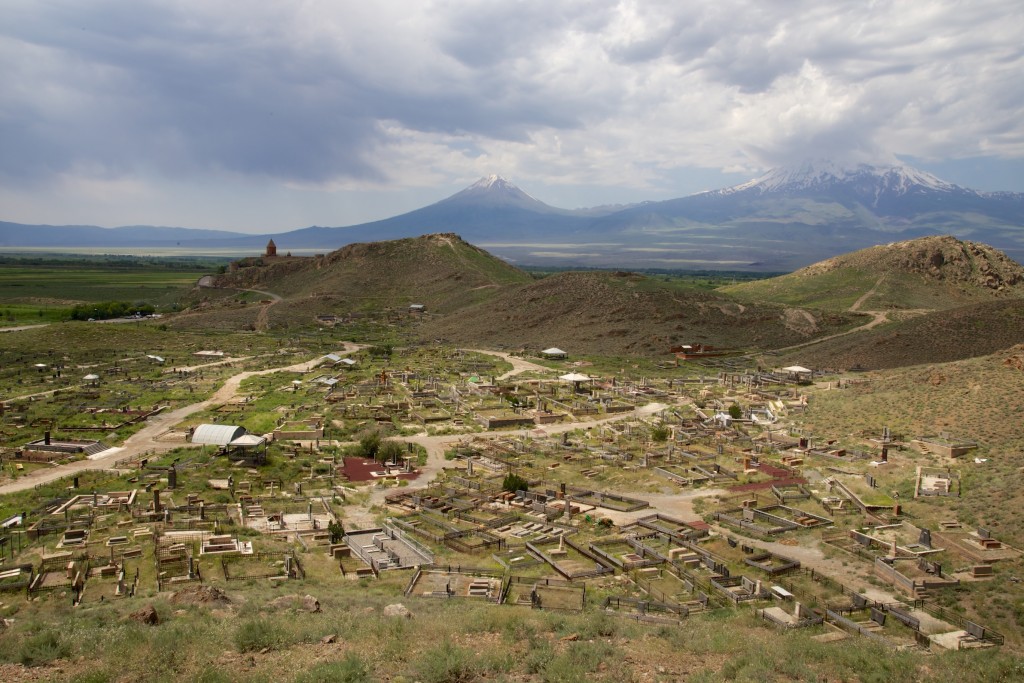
[[709, 574, 770, 604], [624, 531, 700, 565], [589, 536, 662, 571], [28, 551, 88, 599], [0, 563, 33, 593], [914, 467, 960, 497], [492, 546, 544, 570], [714, 502, 831, 536], [627, 563, 715, 614], [824, 476, 899, 518], [630, 514, 710, 542], [80, 562, 140, 603], [727, 460, 806, 492], [453, 506, 518, 531], [873, 556, 959, 597], [53, 490, 138, 514], [327, 544, 374, 578], [602, 594, 690, 624], [221, 552, 303, 582], [405, 567, 504, 602], [391, 510, 472, 544], [504, 575, 586, 611], [757, 601, 824, 629], [344, 524, 434, 574], [154, 534, 202, 590], [713, 506, 798, 536], [849, 523, 945, 559], [340, 457, 419, 483], [932, 525, 1022, 565], [200, 534, 254, 556], [822, 602, 929, 649], [241, 499, 332, 533], [769, 482, 813, 504], [743, 551, 801, 577], [566, 486, 649, 512], [527, 535, 614, 580], [493, 519, 570, 545]]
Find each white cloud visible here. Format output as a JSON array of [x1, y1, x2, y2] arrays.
[[0, 0, 1022, 229]]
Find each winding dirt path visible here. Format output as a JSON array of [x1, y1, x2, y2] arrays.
[[773, 276, 893, 353], [465, 348, 556, 380], [249, 289, 282, 332]]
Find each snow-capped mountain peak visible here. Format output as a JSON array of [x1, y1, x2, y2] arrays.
[[709, 159, 969, 201], [435, 175, 564, 213], [471, 174, 510, 190]]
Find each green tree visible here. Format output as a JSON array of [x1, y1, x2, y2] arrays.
[[358, 430, 382, 460], [377, 439, 405, 464], [728, 404, 743, 420], [502, 473, 530, 493]]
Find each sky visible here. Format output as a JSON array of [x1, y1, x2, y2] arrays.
[[1, 0, 1023, 234]]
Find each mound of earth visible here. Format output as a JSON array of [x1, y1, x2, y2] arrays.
[[168, 585, 232, 606]]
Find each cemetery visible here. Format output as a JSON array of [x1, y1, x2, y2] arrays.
[[0, 334, 1014, 677]]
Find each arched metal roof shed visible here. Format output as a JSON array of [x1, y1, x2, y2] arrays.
[[191, 424, 247, 446]]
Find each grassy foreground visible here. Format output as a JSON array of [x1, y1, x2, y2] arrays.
[[2, 580, 1023, 683]]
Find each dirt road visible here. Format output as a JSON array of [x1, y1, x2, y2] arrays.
[[0, 344, 361, 495]]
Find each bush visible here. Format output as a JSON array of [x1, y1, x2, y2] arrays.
[[376, 439, 405, 464], [502, 473, 530, 493], [294, 655, 371, 683], [234, 618, 278, 653], [410, 641, 480, 683], [358, 431, 382, 460], [19, 630, 70, 667]]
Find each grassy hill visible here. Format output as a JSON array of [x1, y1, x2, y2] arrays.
[[721, 235, 1024, 311], [212, 233, 532, 313], [418, 270, 859, 355]]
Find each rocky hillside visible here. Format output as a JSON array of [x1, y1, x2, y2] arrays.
[[418, 270, 858, 356], [721, 236, 1024, 311]]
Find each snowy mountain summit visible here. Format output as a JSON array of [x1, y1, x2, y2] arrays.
[[710, 159, 973, 204], [438, 175, 564, 213]]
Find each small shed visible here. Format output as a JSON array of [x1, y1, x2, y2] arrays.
[[541, 347, 568, 360], [780, 366, 813, 383], [191, 424, 247, 446], [559, 372, 592, 392]]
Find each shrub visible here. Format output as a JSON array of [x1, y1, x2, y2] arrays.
[[410, 641, 480, 683], [502, 473, 530, 493], [19, 630, 70, 667], [234, 618, 278, 653], [358, 431, 382, 460], [294, 655, 371, 683]]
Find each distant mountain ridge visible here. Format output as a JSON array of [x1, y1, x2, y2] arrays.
[[3, 161, 1024, 270]]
